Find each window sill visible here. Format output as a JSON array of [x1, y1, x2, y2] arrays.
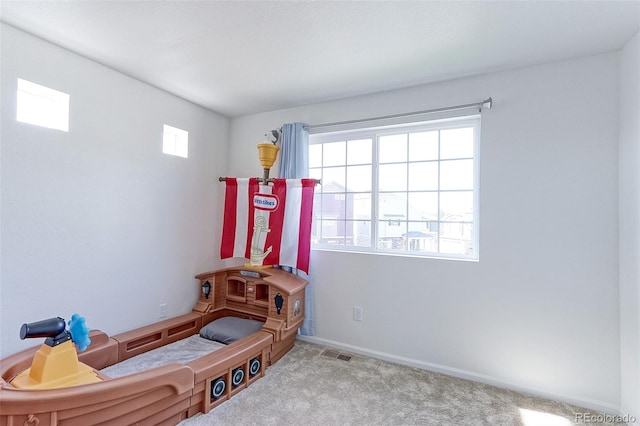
[[311, 246, 478, 262]]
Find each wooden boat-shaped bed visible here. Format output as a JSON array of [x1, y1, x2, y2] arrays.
[[0, 266, 308, 426]]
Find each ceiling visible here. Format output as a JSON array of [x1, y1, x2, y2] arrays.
[[1, 1, 639, 117]]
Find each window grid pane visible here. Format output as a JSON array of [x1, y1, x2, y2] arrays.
[[310, 119, 478, 260], [347, 139, 372, 165]]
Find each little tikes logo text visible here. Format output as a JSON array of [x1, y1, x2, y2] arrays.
[[253, 194, 279, 211]]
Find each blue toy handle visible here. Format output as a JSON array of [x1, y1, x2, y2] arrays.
[[68, 313, 91, 352]]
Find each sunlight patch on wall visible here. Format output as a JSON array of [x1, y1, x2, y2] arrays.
[[17, 78, 69, 132], [162, 124, 188, 158]]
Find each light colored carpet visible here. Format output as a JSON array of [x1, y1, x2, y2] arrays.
[[178, 340, 625, 426]]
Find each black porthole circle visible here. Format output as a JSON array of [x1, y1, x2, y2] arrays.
[[232, 366, 245, 387], [249, 357, 261, 376], [211, 377, 226, 399]]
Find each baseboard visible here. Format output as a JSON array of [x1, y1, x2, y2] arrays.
[[296, 335, 623, 416]]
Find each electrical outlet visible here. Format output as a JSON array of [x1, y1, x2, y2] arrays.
[[159, 303, 167, 318], [353, 306, 363, 322]]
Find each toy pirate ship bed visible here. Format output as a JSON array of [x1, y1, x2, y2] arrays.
[[1, 129, 317, 425], [0, 266, 307, 426]]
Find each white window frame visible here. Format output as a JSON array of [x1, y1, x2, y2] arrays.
[[309, 115, 480, 261], [16, 78, 70, 132]]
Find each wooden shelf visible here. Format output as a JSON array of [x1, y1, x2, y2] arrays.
[[254, 283, 269, 307], [227, 277, 246, 303]]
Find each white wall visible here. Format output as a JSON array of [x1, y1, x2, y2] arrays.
[[229, 53, 621, 411], [619, 30, 640, 423], [0, 24, 229, 357], [1, 19, 632, 417]]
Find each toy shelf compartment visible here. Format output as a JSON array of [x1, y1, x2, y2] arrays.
[[250, 283, 269, 307], [226, 276, 247, 303]]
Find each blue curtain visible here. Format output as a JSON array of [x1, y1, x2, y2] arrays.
[[278, 123, 314, 336], [278, 123, 309, 178]]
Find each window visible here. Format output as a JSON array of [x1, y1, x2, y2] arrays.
[[309, 116, 480, 260], [162, 124, 188, 158], [17, 78, 69, 132]]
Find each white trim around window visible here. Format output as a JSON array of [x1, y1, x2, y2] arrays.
[[309, 115, 480, 261]]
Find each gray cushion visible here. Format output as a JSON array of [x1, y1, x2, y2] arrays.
[[199, 317, 265, 344]]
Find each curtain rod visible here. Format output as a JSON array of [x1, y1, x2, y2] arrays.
[[304, 97, 492, 131], [218, 177, 321, 185]]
